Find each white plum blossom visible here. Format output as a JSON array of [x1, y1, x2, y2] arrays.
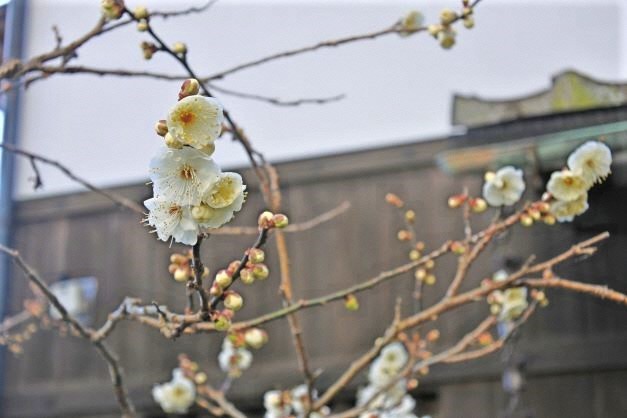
[[149, 146, 220, 206], [144, 196, 199, 245], [368, 342, 408, 387], [567, 141, 612, 186], [218, 339, 253, 377], [401, 11, 424, 33], [546, 170, 587, 202], [152, 368, 196, 414], [549, 192, 589, 222], [482, 166, 525, 207], [264, 390, 290, 418], [196, 172, 247, 229], [499, 287, 528, 322], [167, 95, 224, 149]]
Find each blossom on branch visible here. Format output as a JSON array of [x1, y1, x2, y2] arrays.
[[143, 197, 199, 245], [567, 141, 612, 186], [546, 170, 588, 202], [167, 95, 224, 150], [482, 166, 525, 207], [152, 368, 196, 414], [218, 338, 253, 378]]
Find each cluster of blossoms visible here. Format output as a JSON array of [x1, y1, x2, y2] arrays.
[[152, 368, 196, 414], [144, 79, 246, 246], [263, 385, 330, 418], [546, 141, 611, 222], [399, 0, 474, 50], [356, 342, 424, 418], [480, 141, 612, 224], [487, 270, 549, 323]]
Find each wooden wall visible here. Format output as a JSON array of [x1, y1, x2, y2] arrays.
[[2, 136, 627, 417]]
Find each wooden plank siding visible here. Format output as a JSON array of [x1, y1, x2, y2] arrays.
[[2, 132, 627, 418]]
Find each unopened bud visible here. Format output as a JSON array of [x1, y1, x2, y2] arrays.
[[415, 268, 427, 281], [209, 283, 223, 297], [448, 194, 466, 208], [137, 19, 148, 32], [438, 29, 456, 49], [440, 8, 457, 25], [528, 208, 542, 221], [133, 5, 149, 19], [141, 41, 157, 60], [409, 249, 421, 261], [426, 329, 440, 342], [543, 214, 556, 225], [520, 214, 533, 227], [536, 202, 551, 213], [463, 15, 475, 29], [469, 198, 487, 213], [164, 132, 183, 149], [155, 119, 168, 137], [405, 210, 416, 223], [178, 78, 200, 100], [168, 264, 178, 274], [214, 313, 231, 331], [215, 269, 233, 288], [272, 213, 289, 228], [172, 41, 187, 55], [224, 292, 244, 311], [248, 248, 265, 264], [244, 328, 268, 349], [101, 0, 124, 20], [397, 230, 411, 241], [202, 266, 210, 278], [344, 294, 359, 311], [385, 193, 404, 208], [451, 241, 466, 255], [227, 260, 241, 275], [425, 274, 437, 285], [240, 268, 255, 285], [258, 211, 274, 229], [427, 24, 442, 37], [252, 264, 269, 280], [425, 259, 435, 269], [194, 372, 207, 384], [173, 268, 189, 282]]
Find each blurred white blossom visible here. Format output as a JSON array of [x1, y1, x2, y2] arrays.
[[218, 339, 253, 377], [152, 368, 196, 414], [482, 166, 525, 207], [567, 141, 612, 186]]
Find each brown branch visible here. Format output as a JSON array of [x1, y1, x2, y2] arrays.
[[0, 310, 33, 334], [522, 277, 627, 306], [0, 245, 135, 417], [0, 143, 144, 214]]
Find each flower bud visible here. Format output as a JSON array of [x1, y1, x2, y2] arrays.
[[141, 41, 157, 60], [409, 249, 421, 261], [173, 268, 189, 282], [437, 29, 456, 49], [426, 329, 440, 342], [425, 259, 435, 269], [252, 264, 269, 280], [397, 230, 411, 241], [133, 5, 149, 19], [168, 263, 178, 274], [401, 10, 424, 34], [543, 214, 556, 225], [164, 132, 184, 149], [415, 268, 427, 280], [101, 0, 124, 20], [404, 210, 416, 223], [172, 41, 187, 55], [536, 202, 551, 213], [451, 241, 466, 255], [224, 291, 244, 311], [520, 214, 534, 227], [258, 211, 274, 229], [137, 19, 148, 32], [155, 119, 168, 137], [469, 197, 487, 213], [463, 15, 475, 29], [209, 283, 223, 297], [385, 193, 404, 208], [227, 260, 241, 276], [215, 269, 233, 288], [240, 268, 255, 285], [214, 313, 231, 331], [425, 274, 437, 285], [344, 294, 359, 311], [178, 78, 200, 101], [194, 372, 208, 384], [244, 328, 268, 349], [528, 208, 542, 221], [272, 213, 289, 229], [427, 24, 442, 37], [440, 8, 457, 25], [415, 241, 426, 251], [248, 248, 265, 264], [447, 194, 466, 208]]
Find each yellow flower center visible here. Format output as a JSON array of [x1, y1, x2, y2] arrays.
[[179, 111, 195, 126], [168, 204, 182, 216]]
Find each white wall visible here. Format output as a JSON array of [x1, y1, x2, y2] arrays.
[[14, 0, 625, 198]]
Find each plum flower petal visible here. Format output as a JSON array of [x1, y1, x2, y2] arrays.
[[546, 169, 588, 202], [482, 166, 525, 207], [152, 368, 196, 414], [567, 141, 612, 186], [549, 192, 589, 222], [144, 197, 198, 245], [167, 95, 224, 149]]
